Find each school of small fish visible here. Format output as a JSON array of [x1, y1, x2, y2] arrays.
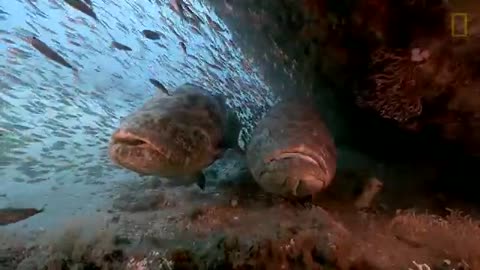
[[0, 0, 274, 226]]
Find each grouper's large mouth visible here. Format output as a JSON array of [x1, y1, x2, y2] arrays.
[[110, 129, 152, 148], [108, 129, 166, 174], [258, 150, 330, 197], [259, 150, 327, 181], [267, 151, 326, 170]]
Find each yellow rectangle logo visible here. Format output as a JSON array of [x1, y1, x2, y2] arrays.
[[451, 13, 468, 37]]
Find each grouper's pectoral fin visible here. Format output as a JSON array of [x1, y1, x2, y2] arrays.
[[194, 171, 206, 190]]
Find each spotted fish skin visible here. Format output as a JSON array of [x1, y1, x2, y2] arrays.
[[246, 101, 337, 198], [109, 83, 240, 186]]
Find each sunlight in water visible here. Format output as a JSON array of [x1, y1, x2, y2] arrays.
[[0, 0, 273, 231]]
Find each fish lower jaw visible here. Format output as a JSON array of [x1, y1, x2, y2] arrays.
[[257, 152, 331, 197], [110, 130, 168, 158], [111, 159, 163, 176]]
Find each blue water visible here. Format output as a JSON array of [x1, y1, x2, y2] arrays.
[[0, 0, 274, 232]]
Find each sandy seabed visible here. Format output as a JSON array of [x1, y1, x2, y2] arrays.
[[1, 170, 480, 270]]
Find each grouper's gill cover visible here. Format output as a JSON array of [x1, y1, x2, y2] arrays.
[[246, 101, 337, 198], [109, 84, 229, 177]]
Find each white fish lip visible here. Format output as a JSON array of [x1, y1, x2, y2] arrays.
[[259, 150, 326, 179], [274, 152, 321, 166], [268, 151, 325, 170], [110, 129, 164, 156], [111, 130, 149, 146]]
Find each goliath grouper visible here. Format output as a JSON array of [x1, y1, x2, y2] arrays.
[[109, 83, 242, 189], [246, 100, 337, 200]]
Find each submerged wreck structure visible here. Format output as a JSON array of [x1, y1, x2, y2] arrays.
[[179, 0, 480, 268], [206, 0, 480, 203], [212, 0, 480, 152], [5, 0, 480, 269]]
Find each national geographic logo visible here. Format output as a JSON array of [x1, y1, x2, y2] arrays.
[[451, 12, 469, 37]]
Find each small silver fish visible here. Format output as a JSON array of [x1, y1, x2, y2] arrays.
[[149, 79, 170, 95], [26, 36, 76, 71], [170, 0, 185, 19], [64, 0, 98, 20], [111, 41, 132, 51], [0, 127, 10, 135], [142, 29, 161, 40], [0, 207, 44, 225], [25, 36, 79, 81], [179, 41, 187, 54]]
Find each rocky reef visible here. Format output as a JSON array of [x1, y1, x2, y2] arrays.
[[2, 151, 480, 269], [3, 179, 480, 270], [206, 0, 480, 158]]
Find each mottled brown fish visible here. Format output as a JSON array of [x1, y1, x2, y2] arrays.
[[149, 79, 170, 95], [64, 0, 98, 21], [142, 30, 161, 40], [0, 207, 44, 225], [246, 100, 337, 199], [109, 83, 242, 189], [111, 41, 132, 51]]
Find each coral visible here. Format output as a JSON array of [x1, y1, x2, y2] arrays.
[[15, 219, 125, 270], [4, 187, 480, 270], [356, 47, 424, 122], [388, 210, 480, 269]]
